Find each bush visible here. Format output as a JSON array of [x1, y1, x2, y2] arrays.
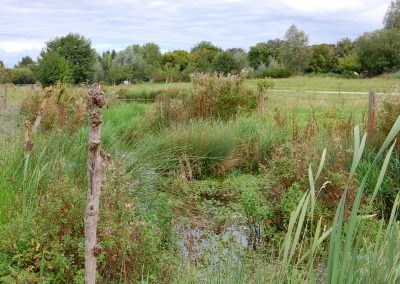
[[152, 71, 258, 126], [20, 84, 86, 132], [252, 69, 291, 78]]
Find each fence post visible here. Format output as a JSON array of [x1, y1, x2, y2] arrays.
[[367, 91, 376, 137], [85, 83, 105, 284], [2, 84, 7, 109], [23, 120, 32, 160], [258, 91, 265, 118]]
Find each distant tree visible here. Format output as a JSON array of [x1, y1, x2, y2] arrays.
[[191, 41, 221, 53], [356, 28, 400, 75], [265, 39, 284, 60], [227, 48, 248, 73], [100, 52, 113, 79], [189, 41, 221, 72], [163, 50, 190, 71], [113, 45, 146, 80], [0, 60, 4, 68], [92, 57, 105, 82], [248, 43, 272, 69], [108, 65, 133, 84], [41, 33, 96, 84], [384, 0, 400, 29], [141, 43, 162, 80], [17, 56, 34, 67], [0, 65, 10, 83], [337, 52, 361, 74], [212, 51, 237, 74], [10, 67, 35, 84], [111, 49, 117, 59], [37, 52, 72, 86], [334, 38, 355, 58], [280, 25, 310, 74], [307, 44, 334, 73]]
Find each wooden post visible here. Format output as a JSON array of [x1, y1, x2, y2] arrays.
[[85, 83, 105, 284], [32, 88, 52, 133], [23, 120, 33, 160], [2, 84, 7, 109], [258, 91, 265, 118], [367, 91, 376, 137]]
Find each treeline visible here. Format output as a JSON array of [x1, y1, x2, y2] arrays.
[[1, 0, 400, 86]]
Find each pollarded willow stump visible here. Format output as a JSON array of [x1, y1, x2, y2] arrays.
[[84, 83, 105, 284]]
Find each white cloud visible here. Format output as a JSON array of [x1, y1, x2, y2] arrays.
[[0, 0, 392, 67], [0, 40, 44, 53]]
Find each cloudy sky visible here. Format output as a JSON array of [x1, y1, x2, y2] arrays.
[[0, 0, 390, 67]]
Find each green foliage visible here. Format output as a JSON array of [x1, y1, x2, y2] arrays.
[[252, 68, 291, 78], [384, 0, 400, 29], [278, 182, 304, 223], [212, 51, 237, 75], [16, 56, 35, 67], [9, 67, 36, 84], [42, 33, 95, 84], [248, 43, 272, 69], [108, 65, 133, 84], [188, 41, 221, 73], [36, 52, 73, 86], [0, 64, 11, 83], [163, 50, 190, 71], [356, 28, 400, 75], [280, 25, 310, 74], [337, 52, 361, 74], [307, 44, 334, 73]]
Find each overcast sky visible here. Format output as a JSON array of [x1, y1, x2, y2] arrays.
[[0, 0, 391, 67]]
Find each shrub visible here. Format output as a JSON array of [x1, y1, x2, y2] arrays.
[[252, 69, 291, 78], [20, 84, 86, 132], [378, 85, 400, 141], [152, 71, 258, 126]]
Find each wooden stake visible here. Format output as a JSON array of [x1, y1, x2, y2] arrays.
[[258, 91, 265, 118], [84, 83, 105, 284], [2, 84, 7, 109], [367, 91, 376, 138], [23, 120, 33, 160], [32, 88, 52, 133]]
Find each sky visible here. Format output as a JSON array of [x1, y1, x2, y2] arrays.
[[0, 0, 391, 67]]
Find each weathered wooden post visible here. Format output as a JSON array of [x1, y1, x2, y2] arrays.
[[2, 84, 7, 109], [367, 91, 376, 137], [32, 87, 52, 133], [258, 91, 265, 118], [257, 80, 274, 118], [85, 83, 105, 284], [23, 120, 33, 160]]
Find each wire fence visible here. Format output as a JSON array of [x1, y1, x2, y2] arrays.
[[115, 89, 396, 103]]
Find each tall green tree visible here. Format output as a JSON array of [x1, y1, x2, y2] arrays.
[[307, 44, 334, 73], [212, 51, 237, 74], [248, 43, 272, 69], [356, 28, 400, 75], [189, 41, 221, 72], [384, 0, 400, 29], [36, 52, 72, 86], [16, 56, 34, 67], [41, 33, 95, 84], [163, 50, 190, 71], [280, 25, 310, 74]]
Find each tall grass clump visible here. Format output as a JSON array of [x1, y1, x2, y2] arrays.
[[272, 116, 400, 283]]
